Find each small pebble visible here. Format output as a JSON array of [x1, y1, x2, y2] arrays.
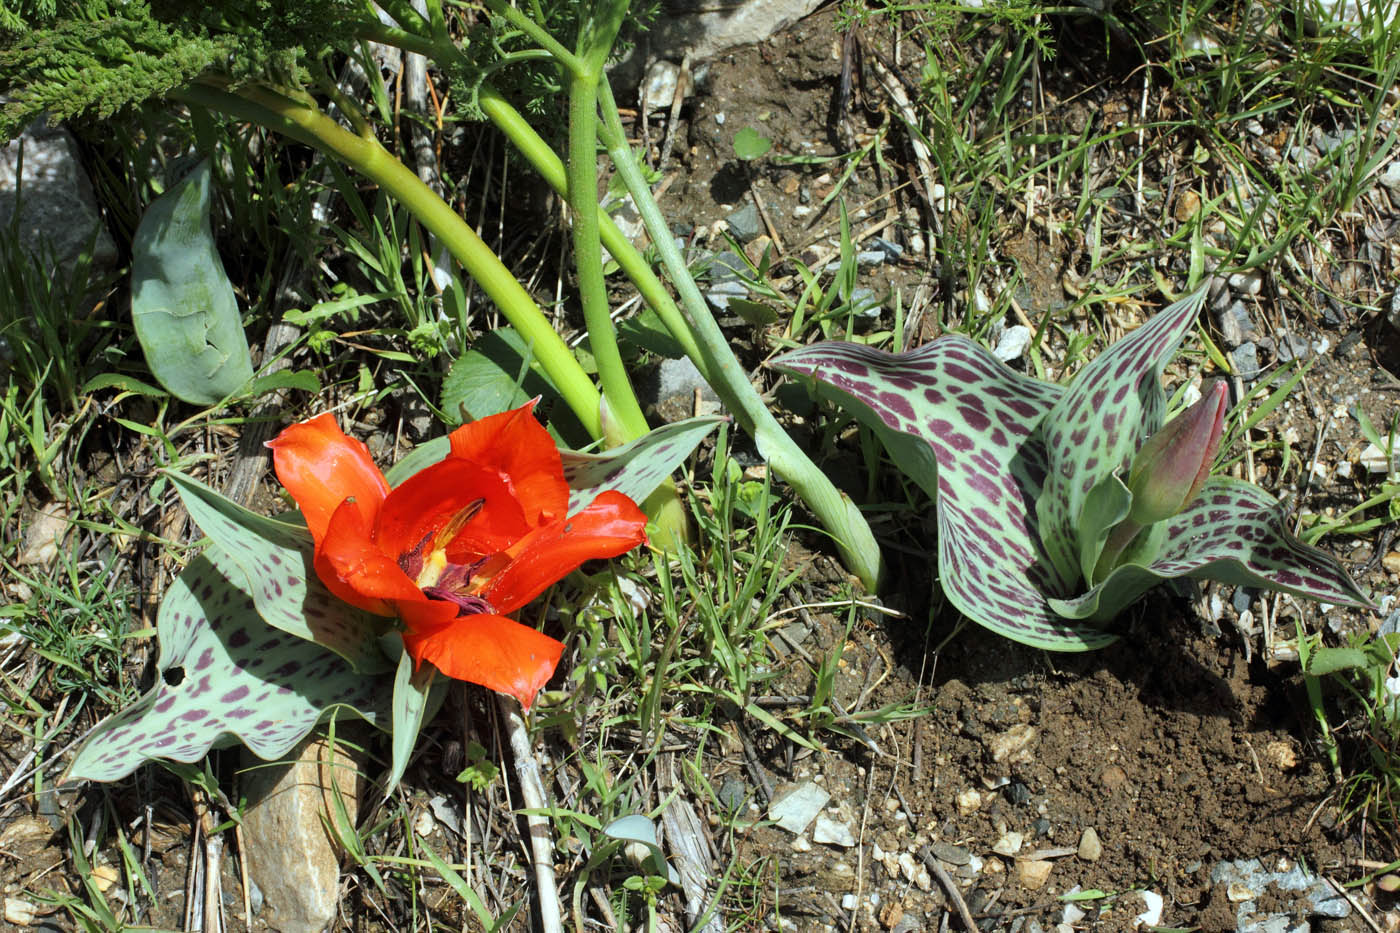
[[956, 788, 984, 814], [1099, 764, 1129, 791], [986, 724, 1038, 764], [931, 842, 971, 866], [1382, 552, 1400, 574], [898, 851, 920, 884], [4, 898, 36, 926], [1017, 859, 1054, 890], [992, 832, 1024, 856], [1077, 827, 1102, 862], [841, 893, 859, 910], [1004, 782, 1031, 806], [813, 815, 856, 848], [1031, 817, 1052, 837]]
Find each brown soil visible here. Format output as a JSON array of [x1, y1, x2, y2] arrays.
[[5, 6, 1400, 933]]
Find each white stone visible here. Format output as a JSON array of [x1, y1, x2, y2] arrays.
[[768, 782, 830, 834], [898, 851, 920, 884], [1134, 891, 1165, 927], [992, 832, 1024, 856], [642, 60, 682, 113], [994, 325, 1032, 363], [813, 815, 856, 847], [986, 724, 1038, 764], [956, 788, 983, 814]]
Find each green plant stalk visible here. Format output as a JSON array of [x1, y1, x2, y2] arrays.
[[475, 85, 709, 375], [173, 81, 605, 439], [596, 82, 884, 590], [566, 71, 648, 444]]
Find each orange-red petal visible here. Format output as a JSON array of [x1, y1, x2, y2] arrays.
[[267, 414, 389, 545], [483, 490, 648, 613], [401, 612, 564, 709], [373, 458, 529, 563], [448, 404, 569, 527], [318, 498, 424, 612]]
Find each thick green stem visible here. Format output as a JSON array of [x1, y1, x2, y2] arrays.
[[566, 70, 648, 446], [596, 83, 884, 590], [475, 84, 709, 378], [175, 82, 604, 439]]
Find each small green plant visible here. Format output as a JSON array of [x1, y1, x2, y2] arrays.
[[776, 286, 1373, 649], [1299, 620, 1400, 843]]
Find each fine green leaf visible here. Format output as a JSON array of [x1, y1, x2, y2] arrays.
[[733, 127, 772, 161], [63, 554, 387, 784], [130, 159, 254, 406], [164, 470, 390, 673], [385, 639, 446, 794], [441, 327, 559, 425]]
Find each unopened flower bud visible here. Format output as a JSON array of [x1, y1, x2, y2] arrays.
[[1127, 380, 1228, 526]]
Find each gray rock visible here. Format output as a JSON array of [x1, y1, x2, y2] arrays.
[[614, 0, 825, 81], [705, 278, 749, 311], [1274, 331, 1311, 363], [725, 201, 762, 243], [646, 355, 722, 421], [870, 237, 904, 261], [1210, 858, 1349, 932], [242, 737, 368, 933], [717, 777, 749, 813], [1380, 161, 1400, 190], [855, 249, 887, 266], [1216, 302, 1259, 347], [0, 119, 118, 277], [1232, 586, 1257, 614], [930, 841, 971, 865], [1231, 342, 1262, 380]]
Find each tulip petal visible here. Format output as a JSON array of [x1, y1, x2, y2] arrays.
[[319, 499, 424, 612], [449, 404, 570, 527], [373, 458, 528, 563], [267, 413, 389, 545], [484, 491, 648, 613], [401, 612, 564, 709]]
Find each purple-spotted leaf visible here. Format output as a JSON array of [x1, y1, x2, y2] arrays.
[[380, 417, 723, 516], [774, 337, 1118, 650], [1056, 476, 1373, 619], [558, 416, 723, 515], [1035, 287, 1209, 585], [63, 553, 388, 784], [164, 470, 390, 673]]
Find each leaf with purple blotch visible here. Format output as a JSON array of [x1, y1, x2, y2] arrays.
[[1034, 287, 1208, 585], [63, 553, 389, 784], [164, 470, 389, 673], [1049, 477, 1375, 619], [774, 337, 1117, 650], [558, 416, 723, 515], [380, 417, 722, 516]]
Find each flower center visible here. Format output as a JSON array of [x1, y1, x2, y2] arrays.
[[398, 499, 497, 615]]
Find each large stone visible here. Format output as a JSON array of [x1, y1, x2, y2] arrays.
[[0, 119, 118, 276], [241, 736, 368, 933], [617, 0, 824, 78]]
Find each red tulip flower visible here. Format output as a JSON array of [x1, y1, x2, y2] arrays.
[[267, 403, 648, 709]]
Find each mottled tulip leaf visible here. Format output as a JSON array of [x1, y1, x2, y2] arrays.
[[603, 815, 682, 885], [63, 554, 387, 784], [774, 338, 1116, 651], [775, 289, 1370, 650], [164, 470, 390, 673], [131, 159, 255, 406], [559, 417, 723, 515], [383, 417, 722, 518], [1035, 287, 1207, 584]]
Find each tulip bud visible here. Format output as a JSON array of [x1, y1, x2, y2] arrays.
[[1126, 380, 1228, 526]]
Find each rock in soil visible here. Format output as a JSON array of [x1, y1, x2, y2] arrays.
[[242, 736, 368, 933]]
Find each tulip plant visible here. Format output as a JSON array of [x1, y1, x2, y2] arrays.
[[63, 404, 718, 784], [774, 288, 1374, 649]]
